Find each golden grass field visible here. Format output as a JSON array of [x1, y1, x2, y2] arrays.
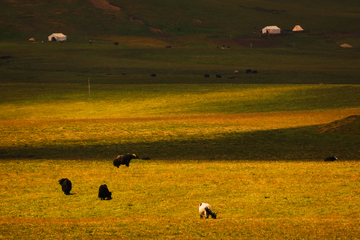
[[0, 160, 359, 239], [0, 81, 359, 238]]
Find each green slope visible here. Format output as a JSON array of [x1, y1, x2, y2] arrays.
[[0, 0, 359, 42]]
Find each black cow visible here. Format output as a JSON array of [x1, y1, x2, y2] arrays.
[[216, 75, 222, 78], [58, 178, 72, 195], [98, 184, 112, 200], [151, 74, 157, 77], [252, 70, 258, 73], [204, 74, 210, 78], [324, 156, 337, 161], [246, 69, 252, 73], [113, 153, 139, 167]]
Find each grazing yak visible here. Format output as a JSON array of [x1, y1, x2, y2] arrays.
[[58, 178, 72, 195], [204, 74, 210, 78], [98, 184, 112, 200], [246, 69, 252, 73], [199, 203, 217, 219], [113, 153, 139, 167], [324, 156, 337, 161]]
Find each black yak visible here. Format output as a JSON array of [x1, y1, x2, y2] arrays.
[[246, 69, 252, 73], [113, 153, 139, 167], [324, 156, 337, 161], [98, 184, 112, 200], [58, 178, 72, 195]]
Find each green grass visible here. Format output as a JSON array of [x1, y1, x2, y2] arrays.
[[1, 2, 360, 237], [0, 83, 359, 160], [1, 42, 360, 84], [1, 0, 360, 42], [1, 84, 359, 119], [0, 160, 359, 239]]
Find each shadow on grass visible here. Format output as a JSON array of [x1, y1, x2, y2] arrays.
[[1, 125, 359, 160]]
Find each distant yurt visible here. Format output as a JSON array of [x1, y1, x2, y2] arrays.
[[341, 43, 353, 48], [262, 26, 281, 34], [48, 33, 67, 42], [292, 25, 304, 32]]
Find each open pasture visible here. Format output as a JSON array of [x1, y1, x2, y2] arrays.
[[0, 160, 359, 239], [1, 42, 360, 84], [0, 37, 359, 239], [0, 83, 359, 160]]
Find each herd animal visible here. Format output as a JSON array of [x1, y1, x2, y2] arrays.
[[199, 203, 217, 219], [324, 156, 337, 161], [58, 153, 139, 200], [57, 153, 338, 218], [203, 69, 258, 78], [58, 178, 72, 195], [98, 184, 112, 200], [113, 153, 139, 167]]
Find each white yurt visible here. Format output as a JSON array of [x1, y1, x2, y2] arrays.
[[262, 26, 281, 34], [292, 25, 304, 32], [48, 33, 67, 41]]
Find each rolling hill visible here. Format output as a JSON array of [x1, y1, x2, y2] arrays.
[[1, 0, 359, 45]]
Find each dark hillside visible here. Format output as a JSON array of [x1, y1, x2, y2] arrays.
[[317, 115, 360, 134], [0, 0, 359, 44]]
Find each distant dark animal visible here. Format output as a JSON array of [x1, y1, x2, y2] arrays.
[[204, 74, 210, 78], [199, 203, 217, 219], [166, 46, 172, 48], [246, 69, 252, 73], [122, 72, 126, 75], [0, 56, 12, 60], [113, 153, 139, 167], [324, 156, 337, 161], [58, 178, 72, 195], [151, 74, 157, 77], [142, 157, 151, 160], [114, 42, 119, 45], [98, 184, 112, 200], [252, 70, 258, 73], [216, 75, 222, 78]]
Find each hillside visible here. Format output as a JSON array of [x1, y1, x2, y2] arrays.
[[317, 115, 360, 134], [1, 0, 360, 45]]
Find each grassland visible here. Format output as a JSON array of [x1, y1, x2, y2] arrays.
[[1, 0, 360, 44], [0, 82, 359, 160], [0, 160, 359, 239], [1, 1, 360, 237]]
